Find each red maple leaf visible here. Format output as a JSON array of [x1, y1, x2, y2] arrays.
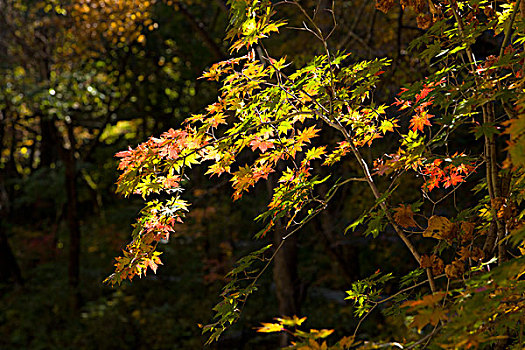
[[397, 87, 409, 95], [415, 86, 434, 103], [393, 97, 412, 111], [410, 110, 433, 132], [443, 172, 464, 188], [424, 176, 440, 192]]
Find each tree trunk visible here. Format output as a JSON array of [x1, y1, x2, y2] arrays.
[[273, 220, 300, 347], [0, 115, 23, 286], [0, 223, 24, 286], [266, 176, 301, 347], [39, 116, 59, 168], [62, 123, 81, 312]]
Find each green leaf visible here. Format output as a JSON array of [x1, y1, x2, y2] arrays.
[[473, 122, 499, 140]]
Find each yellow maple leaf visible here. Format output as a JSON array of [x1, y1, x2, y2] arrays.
[[255, 322, 284, 333], [423, 216, 454, 239]]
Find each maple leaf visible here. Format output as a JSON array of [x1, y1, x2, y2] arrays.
[[445, 259, 465, 279], [250, 137, 274, 153], [410, 110, 433, 132], [460, 222, 475, 243], [206, 162, 230, 177], [296, 126, 320, 144], [310, 329, 335, 339], [231, 165, 255, 199], [208, 113, 227, 128], [415, 85, 434, 103], [423, 216, 454, 239], [206, 99, 225, 114], [252, 163, 275, 182], [256, 322, 284, 333], [277, 316, 307, 327], [398, 87, 409, 95], [373, 160, 388, 176], [432, 256, 444, 275], [455, 163, 474, 175], [420, 255, 433, 269], [115, 147, 133, 158], [379, 120, 394, 134], [410, 310, 433, 330], [421, 254, 444, 274], [412, 307, 447, 330], [147, 258, 160, 274], [159, 143, 179, 160], [393, 204, 418, 228], [163, 176, 181, 188], [393, 97, 412, 111], [338, 336, 355, 348], [458, 246, 484, 262], [305, 146, 326, 161], [376, 0, 396, 13], [443, 172, 464, 188], [457, 246, 471, 261], [423, 176, 440, 192]]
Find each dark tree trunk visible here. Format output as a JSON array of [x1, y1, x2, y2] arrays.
[[273, 220, 300, 347], [7, 119, 17, 175], [273, 223, 300, 316], [39, 116, 59, 168], [0, 109, 23, 286], [0, 223, 24, 286], [65, 150, 80, 309], [266, 176, 301, 347], [62, 123, 81, 312], [0, 109, 5, 162]]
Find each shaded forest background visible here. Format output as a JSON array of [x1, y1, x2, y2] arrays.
[[0, 0, 514, 349]]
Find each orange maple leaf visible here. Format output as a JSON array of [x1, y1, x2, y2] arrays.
[[410, 110, 433, 132], [415, 86, 434, 103], [296, 126, 320, 144], [250, 137, 275, 153]]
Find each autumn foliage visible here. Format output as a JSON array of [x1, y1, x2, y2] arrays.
[[107, 0, 525, 348]]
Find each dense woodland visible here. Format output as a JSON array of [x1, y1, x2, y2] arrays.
[[1, 0, 524, 349]]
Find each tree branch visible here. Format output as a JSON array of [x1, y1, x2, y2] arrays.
[[177, 2, 226, 61]]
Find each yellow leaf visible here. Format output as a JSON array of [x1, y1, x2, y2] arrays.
[[255, 322, 284, 333], [311, 329, 334, 339], [518, 242, 525, 256], [423, 216, 454, 239], [277, 315, 307, 327]]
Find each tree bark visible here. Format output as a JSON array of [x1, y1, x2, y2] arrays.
[[0, 109, 23, 287], [266, 176, 301, 347], [39, 116, 59, 168], [273, 219, 300, 347], [0, 222, 24, 286], [62, 122, 81, 312]]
